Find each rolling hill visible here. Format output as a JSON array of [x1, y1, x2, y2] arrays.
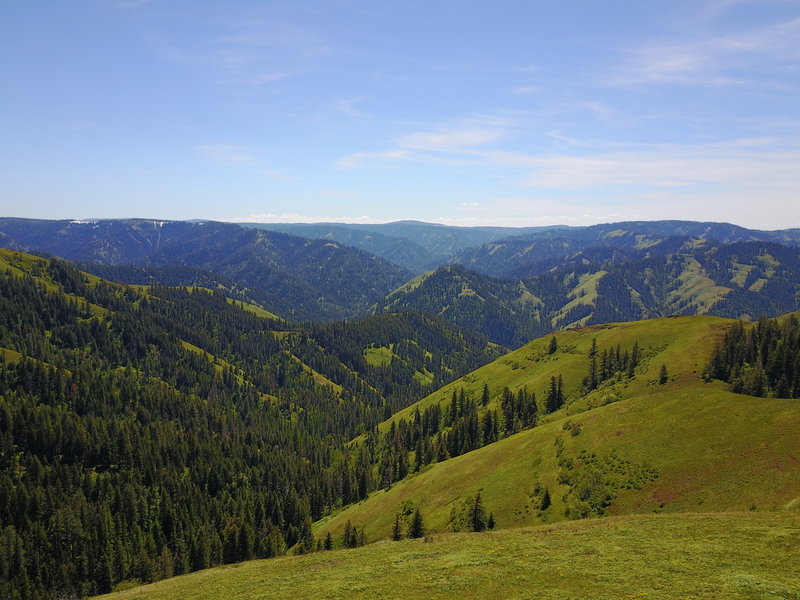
[[94, 511, 800, 600], [371, 265, 545, 348], [3, 241, 799, 599], [315, 314, 800, 543]]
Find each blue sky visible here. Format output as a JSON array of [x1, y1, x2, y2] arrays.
[[2, 1, 799, 228]]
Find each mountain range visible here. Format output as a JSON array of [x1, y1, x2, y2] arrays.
[[1, 216, 799, 600], [2, 218, 799, 348]]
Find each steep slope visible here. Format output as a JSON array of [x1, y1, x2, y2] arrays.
[[329, 220, 560, 261], [95, 512, 800, 600], [143, 227, 411, 320], [244, 223, 437, 273], [0, 250, 498, 599], [452, 220, 800, 279], [248, 220, 566, 267], [377, 241, 800, 345], [0, 218, 411, 320], [315, 315, 800, 543], [372, 265, 545, 347]]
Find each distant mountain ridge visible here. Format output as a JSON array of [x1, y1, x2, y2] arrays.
[[244, 221, 567, 272], [449, 220, 800, 279], [376, 239, 800, 346], [2, 217, 800, 340], [0, 218, 411, 320]]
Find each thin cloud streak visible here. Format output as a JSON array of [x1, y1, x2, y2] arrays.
[[610, 15, 800, 86], [198, 144, 260, 164]]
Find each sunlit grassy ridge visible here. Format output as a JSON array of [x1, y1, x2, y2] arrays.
[[320, 386, 800, 543], [321, 315, 800, 543], [383, 314, 730, 430], [96, 512, 800, 600]]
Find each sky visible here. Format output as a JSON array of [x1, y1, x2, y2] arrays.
[[1, 0, 799, 229]]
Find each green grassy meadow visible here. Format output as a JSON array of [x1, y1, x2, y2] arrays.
[[95, 512, 800, 600], [382, 314, 731, 431], [320, 315, 800, 543]]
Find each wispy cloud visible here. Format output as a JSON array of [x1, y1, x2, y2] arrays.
[[330, 97, 371, 119], [511, 142, 800, 190], [337, 116, 800, 195], [336, 126, 509, 169], [145, 17, 333, 88], [336, 150, 411, 169], [115, 0, 153, 8], [397, 129, 504, 152], [611, 15, 800, 86], [198, 144, 259, 164]]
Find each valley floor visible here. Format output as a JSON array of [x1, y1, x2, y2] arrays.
[[96, 511, 799, 600]]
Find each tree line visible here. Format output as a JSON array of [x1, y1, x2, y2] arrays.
[[705, 315, 800, 398]]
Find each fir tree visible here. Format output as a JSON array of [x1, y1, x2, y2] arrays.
[[407, 509, 425, 539], [392, 514, 403, 541], [469, 493, 487, 532]]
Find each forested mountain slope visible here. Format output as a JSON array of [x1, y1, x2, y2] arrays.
[[377, 240, 800, 346], [372, 265, 544, 348], [451, 220, 800, 279], [247, 221, 565, 272], [0, 250, 498, 599], [0, 219, 411, 320], [244, 223, 437, 273]]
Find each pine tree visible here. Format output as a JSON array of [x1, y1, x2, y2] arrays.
[[540, 488, 551, 511], [297, 515, 315, 554], [407, 509, 425, 539], [548, 336, 558, 354], [392, 514, 403, 541], [659, 364, 668, 385], [469, 493, 487, 532], [547, 376, 562, 413], [342, 520, 355, 548]]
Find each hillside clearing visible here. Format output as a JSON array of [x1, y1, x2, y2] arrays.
[[95, 512, 800, 600]]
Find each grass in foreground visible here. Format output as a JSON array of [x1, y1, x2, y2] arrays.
[[95, 512, 800, 600]]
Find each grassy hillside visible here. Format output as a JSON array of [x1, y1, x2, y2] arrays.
[[384, 314, 729, 428], [95, 512, 800, 600], [318, 315, 800, 543]]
